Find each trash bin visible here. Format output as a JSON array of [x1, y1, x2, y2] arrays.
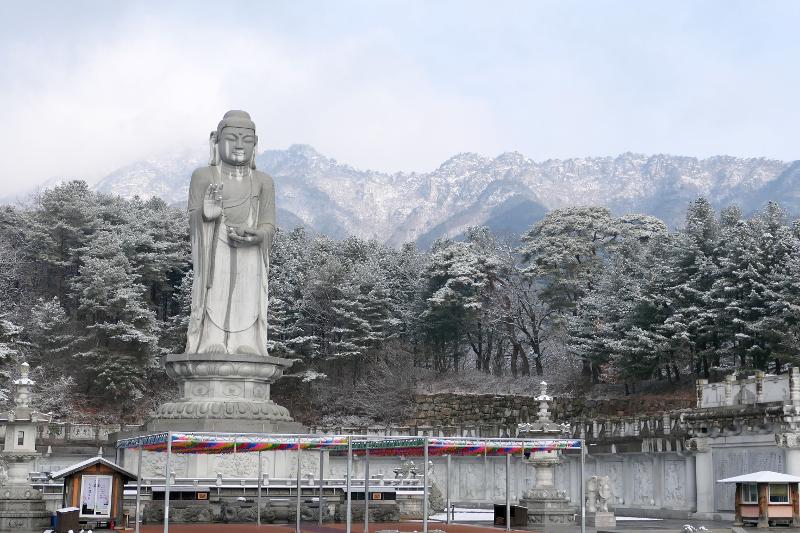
[[493, 504, 528, 527], [55, 507, 80, 533]]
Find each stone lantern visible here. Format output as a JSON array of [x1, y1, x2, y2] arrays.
[[517, 381, 576, 525], [0, 361, 52, 532]]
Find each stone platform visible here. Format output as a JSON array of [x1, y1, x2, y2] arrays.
[[153, 352, 297, 425]]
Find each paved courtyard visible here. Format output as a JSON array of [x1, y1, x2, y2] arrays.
[[138, 516, 736, 533]]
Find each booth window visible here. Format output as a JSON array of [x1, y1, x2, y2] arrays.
[[17, 431, 24, 446], [769, 483, 790, 504], [80, 475, 113, 517], [741, 483, 758, 504]]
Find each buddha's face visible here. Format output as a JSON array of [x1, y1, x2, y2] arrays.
[[218, 126, 257, 166]]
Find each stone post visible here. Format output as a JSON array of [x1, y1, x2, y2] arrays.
[[688, 437, 714, 518], [724, 374, 735, 406], [778, 368, 800, 476], [662, 413, 671, 435], [792, 367, 800, 407], [684, 453, 697, 512], [777, 434, 800, 476], [696, 379, 708, 408], [755, 371, 765, 404]]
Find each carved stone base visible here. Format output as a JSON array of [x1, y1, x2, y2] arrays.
[[588, 511, 617, 528], [0, 494, 51, 533], [154, 352, 296, 422], [520, 493, 577, 525]]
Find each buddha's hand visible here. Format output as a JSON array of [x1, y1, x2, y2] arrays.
[[203, 183, 224, 221], [227, 227, 262, 247], [228, 227, 272, 248]]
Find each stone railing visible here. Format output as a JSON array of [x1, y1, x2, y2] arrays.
[[697, 370, 790, 408], [37, 422, 143, 443], [136, 474, 425, 489], [567, 412, 684, 441]]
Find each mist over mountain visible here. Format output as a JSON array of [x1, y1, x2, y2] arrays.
[[91, 145, 793, 246]]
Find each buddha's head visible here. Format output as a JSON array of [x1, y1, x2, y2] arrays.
[[211, 110, 258, 168]]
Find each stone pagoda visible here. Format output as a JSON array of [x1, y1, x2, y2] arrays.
[[0, 361, 52, 532], [517, 381, 576, 525]]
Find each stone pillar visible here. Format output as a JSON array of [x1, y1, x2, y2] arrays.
[[792, 367, 800, 406], [684, 454, 697, 512], [696, 378, 708, 408], [777, 434, 800, 477], [755, 371, 765, 403], [688, 437, 714, 517], [724, 374, 735, 406]]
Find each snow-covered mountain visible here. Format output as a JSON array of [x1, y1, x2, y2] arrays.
[[92, 145, 793, 246]]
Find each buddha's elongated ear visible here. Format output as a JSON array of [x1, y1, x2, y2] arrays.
[[209, 131, 220, 166], [250, 142, 258, 170]]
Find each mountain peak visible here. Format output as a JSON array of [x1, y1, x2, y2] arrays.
[[76, 145, 794, 246], [286, 144, 322, 158]]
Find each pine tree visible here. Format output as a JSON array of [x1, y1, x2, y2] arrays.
[[70, 230, 160, 410]]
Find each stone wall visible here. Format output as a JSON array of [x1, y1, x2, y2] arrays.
[[406, 393, 694, 427]]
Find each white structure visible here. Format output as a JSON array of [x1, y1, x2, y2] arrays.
[[0, 362, 52, 532]]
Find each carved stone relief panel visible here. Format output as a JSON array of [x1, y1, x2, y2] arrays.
[[288, 450, 321, 478], [713, 447, 784, 511], [599, 460, 624, 505], [141, 451, 188, 478], [663, 460, 686, 506], [630, 457, 654, 505], [492, 460, 506, 499], [213, 452, 260, 477], [458, 459, 483, 500]]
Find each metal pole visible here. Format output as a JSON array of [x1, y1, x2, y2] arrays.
[[135, 444, 143, 533], [581, 440, 586, 533], [346, 438, 352, 533], [257, 451, 262, 527], [505, 452, 511, 532], [423, 437, 429, 533], [364, 447, 370, 533], [446, 454, 451, 525], [483, 438, 488, 501], [296, 441, 302, 533], [163, 432, 172, 533], [319, 448, 325, 526]]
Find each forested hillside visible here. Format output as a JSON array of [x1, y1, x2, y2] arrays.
[[1, 181, 799, 423]]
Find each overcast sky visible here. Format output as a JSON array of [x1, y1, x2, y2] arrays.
[[0, 0, 798, 194]]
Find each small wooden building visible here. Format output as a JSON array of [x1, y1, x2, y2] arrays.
[[50, 457, 137, 529], [718, 471, 800, 528]]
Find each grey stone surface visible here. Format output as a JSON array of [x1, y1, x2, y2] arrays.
[[590, 511, 617, 528]]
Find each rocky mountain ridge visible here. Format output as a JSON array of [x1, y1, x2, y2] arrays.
[[90, 145, 794, 246]]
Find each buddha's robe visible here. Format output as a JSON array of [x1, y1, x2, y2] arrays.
[[184, 166, 275, 356]]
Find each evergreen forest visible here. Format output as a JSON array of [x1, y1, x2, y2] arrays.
[[2, 181, 799, 423]]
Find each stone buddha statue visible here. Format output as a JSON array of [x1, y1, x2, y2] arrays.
[[153, 110, 298, 427], [185, 110, 275, 356]]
